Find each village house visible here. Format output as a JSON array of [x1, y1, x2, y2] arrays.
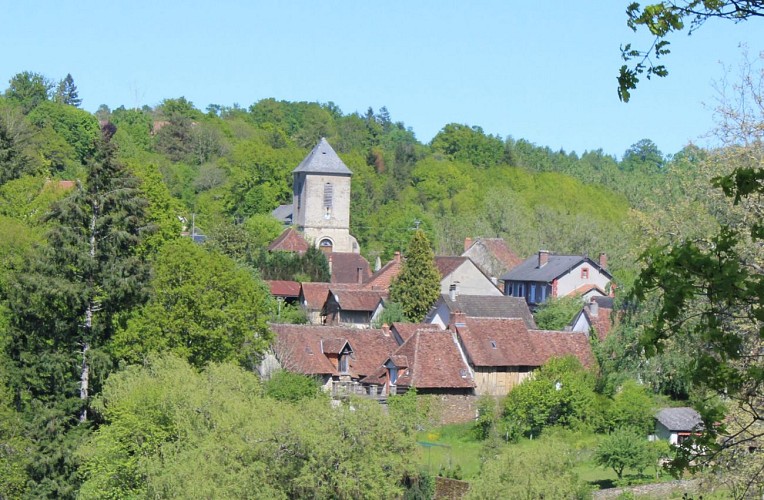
[[362, 328, 475, 397], [449, 314, 594, 396], [322, 288, 387, 328], [267, 323, 399, 393], [425, 292, 537, 329], [435, 256, 502, 296], [568, 295, 616, 340], [461, 237, 523, 286], [501, 250, 613, 308]]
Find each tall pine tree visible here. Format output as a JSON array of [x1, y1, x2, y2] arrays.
[[54, 73, 81, 107], [4, 123, 152, 497], [389, 229, 441, 322]]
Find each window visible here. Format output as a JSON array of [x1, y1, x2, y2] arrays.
[[530, 284, 537, 303], [581, 267, 589, 280], [389, 366, 398, 384], [518, 283, 525, 297], [319, 238, 333, 254], [339, 355, 348, 373]]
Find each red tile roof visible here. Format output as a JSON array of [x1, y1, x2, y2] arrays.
[[300, 282, 332, 310], [476, 238, 523, 271], [453, 317, 594, 369], [434, 256, 468, 278], [270, 324, 398, 379], [329, 252, 371, 284], [268, 228, 310, 253], [390, 322, 442, 343], [266, 280, 301, 298], [363, 329, 475, 390], [328, 289, 387, 312], [584, 303, 613, 341], [364, 252, 402, 291]]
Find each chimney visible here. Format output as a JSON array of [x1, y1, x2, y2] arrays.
[[589, 298, 599, 318], [464, 237, 473, 252], [381, 323, 390, 336], [449, 283, 458, 302], [538, 250, 549, 268], [394, 251, 401, 263], [357, 267, 364, 284], [374, 255, 382, 272], [449, 310, 467, 328], [599, 252, 608, 270]]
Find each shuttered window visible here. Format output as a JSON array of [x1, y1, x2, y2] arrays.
[[323, 183, 333, 208]]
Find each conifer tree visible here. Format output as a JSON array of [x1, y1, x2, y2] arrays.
[[4, 123, 152, 496], [54, 73, 81, 107], [389, 229, 441, 322]]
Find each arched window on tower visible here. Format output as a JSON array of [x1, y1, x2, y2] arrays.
[[319, 238, 333, 254]]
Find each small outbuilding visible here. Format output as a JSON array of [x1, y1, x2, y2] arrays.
[[654, 407, 704, 445]]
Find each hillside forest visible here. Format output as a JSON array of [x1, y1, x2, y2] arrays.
[[0, 55, 762, 499]]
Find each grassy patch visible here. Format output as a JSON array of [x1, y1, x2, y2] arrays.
[[416, 423, 483, 479]]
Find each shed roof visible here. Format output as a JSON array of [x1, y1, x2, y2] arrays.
[[656, 407, 704, 432]]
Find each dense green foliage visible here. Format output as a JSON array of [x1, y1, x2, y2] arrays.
[[78, 355, 419, 499], [502, 356, 601, 439], [466, 434, 590, 499], [111, 238, 274, 369], [533, 295, 586, 330]]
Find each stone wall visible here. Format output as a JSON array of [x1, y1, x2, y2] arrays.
[[427, 394, 479, 425]]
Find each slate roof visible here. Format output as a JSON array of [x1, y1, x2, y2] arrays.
[[271, 204, 293, 224], [501, 253, 615, 283], [270, 324, 398, 379], [328, 252, 371, 284], [363, 329, 475, 390], [266, 280, 301, 298], [434, 294, 537, 328], [268, 228, 310, 253], [292, 138, 352, 175], [453, 317, 594, 368], [656, 407, 704, 432]]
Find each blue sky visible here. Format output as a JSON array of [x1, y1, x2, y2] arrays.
[[2, 1, 762, 158]]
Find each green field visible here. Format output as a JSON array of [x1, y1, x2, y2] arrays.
[[416, 424, 678, 491]]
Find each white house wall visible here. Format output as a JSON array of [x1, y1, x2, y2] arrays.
[[555, 262, 610, 298], [441, 262, 502, 296]]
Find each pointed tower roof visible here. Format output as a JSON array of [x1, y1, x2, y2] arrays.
[[293, 138, 352, 175]]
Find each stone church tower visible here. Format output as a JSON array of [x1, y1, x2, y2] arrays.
[[292, 138, 360, 254]]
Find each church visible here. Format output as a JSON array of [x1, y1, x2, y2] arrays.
[[272, 138, 361, 254]]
